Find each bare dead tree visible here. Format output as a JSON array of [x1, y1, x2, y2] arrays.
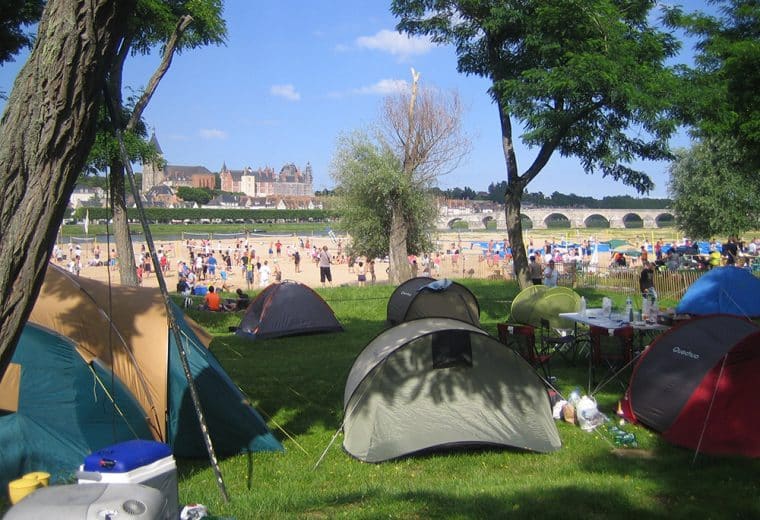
[[378, 71, 470, 284]]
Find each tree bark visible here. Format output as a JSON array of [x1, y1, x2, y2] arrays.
[[505, 184, 530, 288], [389, 204, 412, 285], [110, 159, 139, 285], [496, 86, 531, 289], [0, 0, 134, 376]]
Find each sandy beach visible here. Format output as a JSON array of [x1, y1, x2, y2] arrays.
[[59, 231, 617, 292]]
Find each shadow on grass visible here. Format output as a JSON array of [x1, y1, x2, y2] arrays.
[[294, 487, 654, 519]]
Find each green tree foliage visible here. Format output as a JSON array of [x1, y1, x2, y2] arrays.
[[177, 186, 214, 205], [667, 0, 760, 171], [668, 137, 760, 238], [331, 132, 436, 260], [103, 0, 227, 286], [393, 0, 681, 287], [85, 106, 161, 178], [0, 0, 43, 65]]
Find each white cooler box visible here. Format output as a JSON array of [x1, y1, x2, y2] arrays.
[[4, 483, 171, 520], [77, 440, 179, 516]]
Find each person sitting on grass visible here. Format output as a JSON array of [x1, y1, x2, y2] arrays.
[[224, 288, 251, 311], [201, 285, 222, 312]]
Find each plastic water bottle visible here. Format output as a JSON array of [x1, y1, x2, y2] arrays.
[[625, 296, 633, 323], [580, 296, 587, 317]]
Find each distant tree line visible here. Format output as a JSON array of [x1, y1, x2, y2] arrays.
[[430, 182, 671, 209]]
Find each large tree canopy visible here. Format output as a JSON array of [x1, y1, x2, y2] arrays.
[[666, 0, 760, 172], [668, 137, 760, 238], [393, 0, 681, 287]]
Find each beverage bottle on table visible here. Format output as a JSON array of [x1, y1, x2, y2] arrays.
[[625, 297, 633, 322]]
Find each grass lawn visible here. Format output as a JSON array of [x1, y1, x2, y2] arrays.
[[174, 280, 759, 519]]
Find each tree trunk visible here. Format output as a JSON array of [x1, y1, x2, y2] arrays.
[[505, 185, 531, 288], [0, 0, 134, 375], [495, 86, 532, 289], [388, 204, 412, 284], [110, 161, 139, 285], [108, 15, 191, 287]]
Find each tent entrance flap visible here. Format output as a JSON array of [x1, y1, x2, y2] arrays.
[[432, 330, 472, 369]]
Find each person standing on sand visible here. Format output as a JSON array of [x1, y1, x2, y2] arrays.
[[259, 260, 271, 287], [319, 245, 332, 287], [292, 249, 301, 273]]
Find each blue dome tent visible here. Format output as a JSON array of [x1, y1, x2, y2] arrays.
[[676, 267, 760, 317]]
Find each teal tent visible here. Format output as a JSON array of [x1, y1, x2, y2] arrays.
[[0, 324, 152, 487], [0, 265, 282, 488]]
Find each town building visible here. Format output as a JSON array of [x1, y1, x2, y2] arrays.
[[142, 131, 313, 198]]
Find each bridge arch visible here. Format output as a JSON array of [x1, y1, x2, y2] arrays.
[[544, 212, 571, 228], [584, 213, 610, 228], [621, 212, 644, 228], [654, 212, 676, 227]]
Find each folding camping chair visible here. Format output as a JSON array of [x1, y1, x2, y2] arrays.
[[540, 318, 583, 366], [589, 324, 634, 391], [497, 323, 552, 380]]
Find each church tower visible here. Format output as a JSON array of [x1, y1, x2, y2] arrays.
[[141, 130, 165, 194]]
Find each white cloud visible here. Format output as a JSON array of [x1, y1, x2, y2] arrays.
[[356, 29, 434, 58], [198, 128, 227, 140], [328, 78, 410, 98], [352, 79, 409, 96], [270, 84, 301, 101]]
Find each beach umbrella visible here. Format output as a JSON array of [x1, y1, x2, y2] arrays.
[[608, 239, 632, 249], [613, 245, 641, 257]]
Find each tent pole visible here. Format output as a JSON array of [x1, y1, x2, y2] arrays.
[[103, 87, 229, 503]]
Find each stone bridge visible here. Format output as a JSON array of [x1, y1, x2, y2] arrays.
[[437, 207, 675, 230]]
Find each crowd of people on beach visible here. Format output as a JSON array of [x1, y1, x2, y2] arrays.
[[50, 232, 760, 307]]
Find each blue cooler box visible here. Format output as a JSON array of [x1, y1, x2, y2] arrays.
[[193, 285, 208, 296], [77, 440, 178, 515]]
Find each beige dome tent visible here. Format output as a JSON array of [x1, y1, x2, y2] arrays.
[[343, 317, 560, 462]]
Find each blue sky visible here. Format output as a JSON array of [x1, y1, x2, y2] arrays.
[[1, 1, 710, 198]]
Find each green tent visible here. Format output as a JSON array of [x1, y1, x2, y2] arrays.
[[511, 286, 580, 328], [510, 285, 549, 326]]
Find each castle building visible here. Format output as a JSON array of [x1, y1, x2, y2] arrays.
[[219, 163, 313, 197], [142, 131, 314, 198], [141, 132, 215, 192]]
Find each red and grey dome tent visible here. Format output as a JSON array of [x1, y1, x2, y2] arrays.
[[621, 314, 760, 457], [236, 281, 343, 340], [386, 277, 480, 326]]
